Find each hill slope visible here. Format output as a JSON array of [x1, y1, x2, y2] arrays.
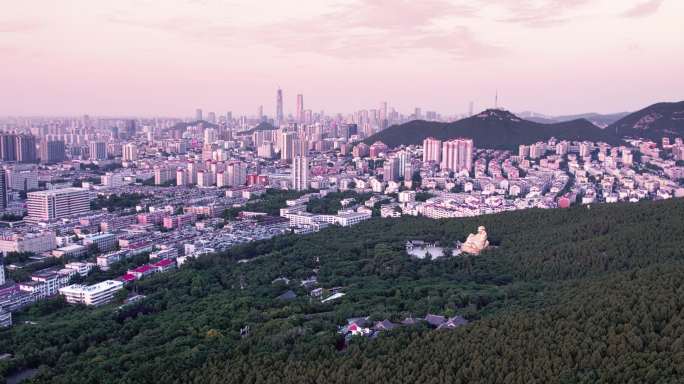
[[524, 111, 629, 127], [608, 101, 684, 140], [3, 199, 684, 383], [236, 122, 277, 136], [364, 109, 621, 149], [166, 120, 218, 132]]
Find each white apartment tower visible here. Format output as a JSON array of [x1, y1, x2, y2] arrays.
[[441, 138, 473, 174], [89, 141, 107, 161], [292, 155, 309, 191], [422, 137, 442, 163], [122, 143, 138, 161], [226, 162, 247, 187]]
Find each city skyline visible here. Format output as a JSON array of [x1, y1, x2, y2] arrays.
[[1, 0, 682, 117]]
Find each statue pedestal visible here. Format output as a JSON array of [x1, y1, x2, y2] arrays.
[[461, 226, 489, 255]]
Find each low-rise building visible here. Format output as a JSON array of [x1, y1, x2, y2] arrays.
[[52, 244, 88, 259], [0, 231, 57, 254], [59, 280, 124, 306]]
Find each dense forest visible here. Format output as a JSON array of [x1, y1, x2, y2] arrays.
[[3, 199, 684, 383]]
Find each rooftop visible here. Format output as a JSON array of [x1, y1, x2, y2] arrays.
[[61, 280, 123, 293], [27, 187, 88, 197]]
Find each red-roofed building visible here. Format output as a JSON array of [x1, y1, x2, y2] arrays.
[[128, 265, 155, 280], [151, 258, 176, 273], [119, 273, 137, 283]]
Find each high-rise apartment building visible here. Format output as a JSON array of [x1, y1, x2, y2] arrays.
[[441, 138, 473, 174], [0, 134, 17, 161], [154, 166, 174, 185], [176, 168, 188, 186], [383, 157, 400, 182], [195, 108, 203, 121], [27, 188, 91, 222], [226, 161, 247, 187], [292, 155, 309, 191], [422, 137, 442, 163], [125, 120, 136, 138], [0, 134, 37, 163], [40, 140, 66, 164], [280, 131, 297, 161], [0, 172, 7, 211], [203, 128, 217, 144], [16, 135, 37, 163], [122, 143, 138, 161], [89, 141, 107, 161]]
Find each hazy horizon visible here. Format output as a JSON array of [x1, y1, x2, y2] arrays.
[[1, 0, 682, 117]]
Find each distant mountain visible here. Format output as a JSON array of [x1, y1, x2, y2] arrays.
[[364, 109, 621, 150], [523, 112, 630, 128], [607, 101, 684, 140], [237, 122, 276, 136], [168, 120, 218, 131]]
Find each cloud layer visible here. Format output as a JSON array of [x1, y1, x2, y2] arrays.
[[0, 0, 681, 116], [621, 0, 665, 18]]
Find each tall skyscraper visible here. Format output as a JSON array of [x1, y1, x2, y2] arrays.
[[441, 138, 473, 174], [276, 88, 284, 127], [40, 140, 66, 164], [195, 108, 203, 121], [208, 112, 216, 124], [296, 94, 304, 123], [380, 101, 388, 121], [258, 105, 264, 121], [292, 155, 309, 191], [422, 137, 442, 164]]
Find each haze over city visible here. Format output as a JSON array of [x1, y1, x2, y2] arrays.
[[2, 0, 682, 117]]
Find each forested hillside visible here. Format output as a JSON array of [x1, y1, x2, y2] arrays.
[[3, 199, 684, 383]]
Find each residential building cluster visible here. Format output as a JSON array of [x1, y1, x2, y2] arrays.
[[1, 99, 684, 325]]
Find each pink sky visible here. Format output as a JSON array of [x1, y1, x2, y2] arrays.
[[0, 0, 682, 117]]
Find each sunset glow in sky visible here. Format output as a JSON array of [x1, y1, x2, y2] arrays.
[[1, 0, 682, 116]]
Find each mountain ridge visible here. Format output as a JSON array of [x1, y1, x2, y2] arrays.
[[364, 108, 619, 149], [607, 101, 684, 140], [364, 101, 684, 149]]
